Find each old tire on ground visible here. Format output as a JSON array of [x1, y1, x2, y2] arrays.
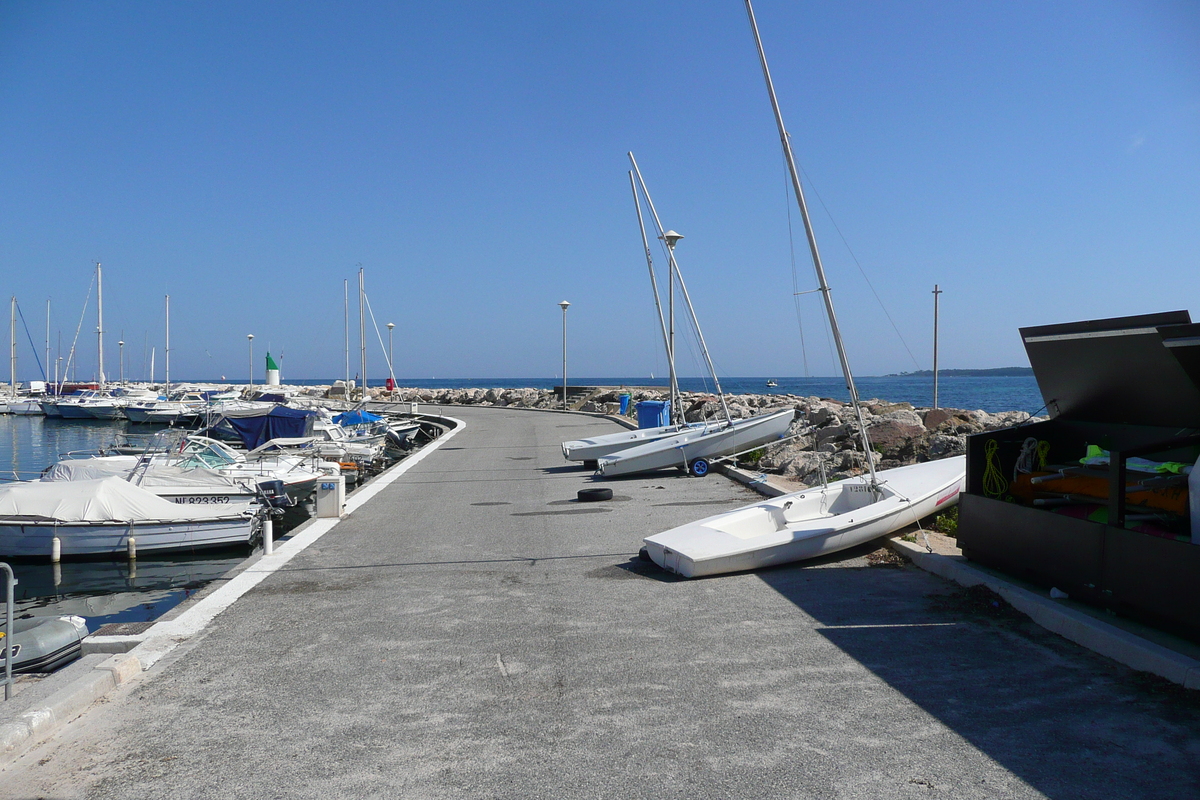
[[578, 487, 614, 502]]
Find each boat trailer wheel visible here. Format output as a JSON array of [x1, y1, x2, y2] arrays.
[[689, 458, 710, 477]]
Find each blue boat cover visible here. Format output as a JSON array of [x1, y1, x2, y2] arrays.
[[224, 407, 317, 449], [332, 409, 383, 426]]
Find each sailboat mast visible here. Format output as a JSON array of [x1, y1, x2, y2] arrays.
[[343, 279, 350, 394], [9, 296, 15, 396], [627, 169, 673, 420], [629, 158, 732, 425], [744, 0, 877, 485], [358, 267, 366, 401], [45, 299, 50, 387], [164, 294, 171, 396], [95, 262, 105, 390]]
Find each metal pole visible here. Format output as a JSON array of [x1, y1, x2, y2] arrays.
[[164, 295, 170, 396], [387, 322, 395, 383], [745, 0, 877, 486], [9, 297, 14, 397], [1, 561, 13, 700], [626, 167, 672, 421], [344, 279, 350, 395], [118, 340, 124, 385], [358, 267, 366, 400], [45, 299, 50, 389], [559, 301, 570, 409], [247, 334, 254, 393], [932, 284, 942, 409], [96, 263, 104, 389]]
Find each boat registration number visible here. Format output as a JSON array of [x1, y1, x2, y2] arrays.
[[172, 496, 231, 505]]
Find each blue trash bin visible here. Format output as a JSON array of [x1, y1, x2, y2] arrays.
[[636, 400, 670, 429], [619, 394, 631, 415]]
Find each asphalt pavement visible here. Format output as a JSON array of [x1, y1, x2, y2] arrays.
[[3, 405, 1199, 799]]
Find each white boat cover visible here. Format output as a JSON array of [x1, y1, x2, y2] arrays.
[[41, 459, 252, 492], [0, 477, 242, 522]]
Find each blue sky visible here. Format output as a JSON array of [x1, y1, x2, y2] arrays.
[[2, 1, 1197, 382]]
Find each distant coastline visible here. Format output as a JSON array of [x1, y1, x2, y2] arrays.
[[884, 367, 1033, 378]]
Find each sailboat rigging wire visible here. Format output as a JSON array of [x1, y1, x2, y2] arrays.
[[627, 168, 672, 405], [362, 293, 395, 382], [61, 270, 96, 392], [782, 144, 811, 377], [794, 160, 921, 371], [14, 301, 47, 381], [629, 165, 733, 425]]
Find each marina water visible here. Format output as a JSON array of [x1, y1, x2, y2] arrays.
[[0, 417, 256, 631]]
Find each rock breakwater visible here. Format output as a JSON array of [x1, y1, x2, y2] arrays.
[[367, 385, 1038, 485]]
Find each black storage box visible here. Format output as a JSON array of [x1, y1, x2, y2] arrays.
[[958, 311, 1200, 639]]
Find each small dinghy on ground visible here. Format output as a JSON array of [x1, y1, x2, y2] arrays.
[[1, 615, 89, 673], [562, 421, 704, 464], [643, 455, 965, 578], [595, 409, 794, 477]]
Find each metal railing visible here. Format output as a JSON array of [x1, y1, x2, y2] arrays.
[[1, 562, 14, 700]]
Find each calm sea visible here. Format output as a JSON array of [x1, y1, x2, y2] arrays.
[[255, 374, 1045, 415]]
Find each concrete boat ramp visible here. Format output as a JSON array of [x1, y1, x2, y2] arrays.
[[3, 406, 1199, 798]]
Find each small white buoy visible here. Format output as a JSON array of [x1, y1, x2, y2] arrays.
[[127, 536, 137, 560], [51, 536, 61, 563]]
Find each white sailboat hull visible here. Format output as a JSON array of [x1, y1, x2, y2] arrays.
[[596, 409, 794, 477], [643, 455, 965, 577], [562, 422, 705, 463]]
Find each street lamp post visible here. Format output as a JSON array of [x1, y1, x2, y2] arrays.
[[559, 300, 570, 410], [932, 285, 942, 410], [660, 230, 683, 425], [118, 340, 124, 385], [247, 334, 254, 394], [387, 321, 395, 375]]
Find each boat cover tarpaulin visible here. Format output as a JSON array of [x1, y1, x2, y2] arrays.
[[0, 477, 239, 523], [333, 409, 383, 426], [222, 406, 317, 450], [42, 459, 252, 491]]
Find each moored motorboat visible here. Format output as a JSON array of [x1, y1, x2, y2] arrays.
[[0, 476, 258, 558], [643, 456, 965, 577], [41, 456, 263, 513]]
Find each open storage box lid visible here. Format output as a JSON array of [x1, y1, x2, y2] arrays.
[[1020, 310, 1200, 427]]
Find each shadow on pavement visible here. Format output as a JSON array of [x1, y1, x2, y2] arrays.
[[750, 551, 1200, 798]]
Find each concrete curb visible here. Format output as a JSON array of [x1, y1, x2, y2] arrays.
[[713, 462, 788, 497], [887, 536, 1200, 689], [1, 653, 141, 759], [0, 416, 468, 766]]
